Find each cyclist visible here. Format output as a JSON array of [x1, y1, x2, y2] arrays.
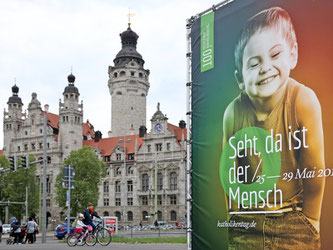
[[75, 213, 88, 242], [83, 203, 100, 232]]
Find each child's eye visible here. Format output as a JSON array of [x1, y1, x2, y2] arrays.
[[271, 51, 281, 58]]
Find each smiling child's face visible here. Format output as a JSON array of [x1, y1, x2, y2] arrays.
[[240, 28, 297, 99]]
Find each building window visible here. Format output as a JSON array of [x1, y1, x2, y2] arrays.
[[115, 167, 121, 176], [40, 129, 43, 134], [115, 211, 121, 221], [158, 195, 162, 205], [104, 198, 109, 206], [155, 143, 162, 152], [170, 195, 177, 205], [47, 156, 52, 164], [157, 211, 162, 221], [24, 144, 28, 150], [157, 173, 163, 191], [127, 197, 133, 206], [141, 174, 149, 191], [17, 146, 20, 151], [31, 119, 35, 126], [167, 143, 171, 151], [115, 181, 121, 193], [127, 166, 133, 175], [39, 143, 43, 149], [127, 180, 133, 192], [147, 145, 151, 153], [46, 176, 51, 194], [46, 199, 51, 207], [142, 211, 148, 221], [127, 211, 133, 221], [25, 131, 28, 136], [47, 143, 50, 148], [170, 172, 177, 190], [116, 153, 121, 161], [103, 182, 109, 193], [115, 198, 121, 206], [128, 154, 134, 160], [104, 211, 109, 216], [105, 156, 110, 162], [141, 196, 148, 206], [170, 211, 177, 221]]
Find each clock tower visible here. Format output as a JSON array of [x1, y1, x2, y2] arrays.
[[150, 102, 168, 135]]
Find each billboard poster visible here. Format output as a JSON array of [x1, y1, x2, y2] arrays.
[[190, 0, 333, 249]]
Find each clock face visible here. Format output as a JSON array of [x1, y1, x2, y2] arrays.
[[154, 124, 162, 133]]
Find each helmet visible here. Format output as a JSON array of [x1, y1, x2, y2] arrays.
[[78, 213, 84, 218]]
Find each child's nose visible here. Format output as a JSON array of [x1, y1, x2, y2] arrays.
[[259, 62, 271, 74]]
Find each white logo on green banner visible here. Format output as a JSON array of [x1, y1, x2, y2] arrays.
[[201, 12, 214, 72]]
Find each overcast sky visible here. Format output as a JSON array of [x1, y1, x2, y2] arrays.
[[0, 0, 219, 149]]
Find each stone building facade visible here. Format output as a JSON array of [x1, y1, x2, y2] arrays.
[[2, 24, 187, 227]]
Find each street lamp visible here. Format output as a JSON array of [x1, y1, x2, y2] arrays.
[[42, 104, 49, 243]]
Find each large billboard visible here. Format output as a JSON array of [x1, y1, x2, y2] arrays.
[[190, 0, 333, 249]]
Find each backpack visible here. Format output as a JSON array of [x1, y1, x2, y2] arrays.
[[72, 219, 78, 228]]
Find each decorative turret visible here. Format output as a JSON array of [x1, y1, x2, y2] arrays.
[[3, 83, 25, 155], [108, 25, 150, 137], [58, 73, 83, 159]]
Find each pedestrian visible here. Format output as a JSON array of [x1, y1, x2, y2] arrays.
[[10, 217, 21, 244], [32, 217, 39, 243], [26, 217, 37, 244]]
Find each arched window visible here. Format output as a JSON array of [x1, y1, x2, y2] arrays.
[[113, 72, 118, 78], [103, 211, 109, 216], [170, 210, 177, 221], [116, 91, 122, 95], [157, 211, 162, 221], [120, 71, 126, 76], [142, 211, 148, 221], [115, 211, 121, 221], [127, 211, 133, 221], [139, 72, 143, 78], [47, 156, 52, 164]]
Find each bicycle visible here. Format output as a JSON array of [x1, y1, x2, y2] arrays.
[[67, 226, 96, 247], [93, 218, 112, 246]]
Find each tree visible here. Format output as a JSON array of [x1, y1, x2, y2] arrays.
[[55, 146, 106, 216], [0, 155, 39, 221]]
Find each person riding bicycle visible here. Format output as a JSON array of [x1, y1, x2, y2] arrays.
[[74, 214, 88, 241], [83, 203, 100, 232]]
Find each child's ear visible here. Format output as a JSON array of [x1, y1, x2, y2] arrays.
[[290, 42, 298, 70], [234, 70, 245, 90]]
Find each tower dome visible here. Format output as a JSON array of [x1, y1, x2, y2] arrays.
[[114, 26, 144, 67], [7, 84, 23, 105], [63, 73, 79, 95]]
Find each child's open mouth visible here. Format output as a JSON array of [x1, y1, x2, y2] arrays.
[[257, 75, 276, 86]]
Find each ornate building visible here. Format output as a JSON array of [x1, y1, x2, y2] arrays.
[[2, 25, 186, 227]]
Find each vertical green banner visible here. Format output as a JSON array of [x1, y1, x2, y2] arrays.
[[200, 12, 214, 72]]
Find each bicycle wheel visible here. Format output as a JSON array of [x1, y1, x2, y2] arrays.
[[77, 236, 85, 246], [96, 228, 112, 246], [85, 234, 97, 246], [67, 235, 78, 247]]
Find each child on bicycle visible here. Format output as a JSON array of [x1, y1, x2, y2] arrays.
[[74, 213, 88, 241]]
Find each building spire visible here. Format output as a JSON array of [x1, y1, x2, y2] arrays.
[[128, 8, 135, 27]]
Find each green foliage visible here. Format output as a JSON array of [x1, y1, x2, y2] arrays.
[[55, 146, 106, 216], [0, 155, 39, 220]]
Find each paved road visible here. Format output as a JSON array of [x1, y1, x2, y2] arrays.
[[0, 241, 187, 250]]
